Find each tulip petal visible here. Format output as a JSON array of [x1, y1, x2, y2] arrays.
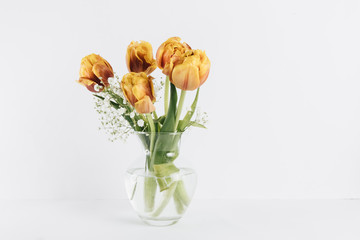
[[171, 63, 200, 91], [198, 51, 211, 86], [79, 53, 114, 91], [156, 37, 191, 71], [132, 84, 147, 101], [103, 59, 113, 73], [199, 65, 210, 86], [156, 45, 166, 69], [121, 81, 137, 106], [148, 76, 156, 102], [77, 77, 103, 93], [144, 62, 157, 75], [121, 72, 155, 109], [79, 59, 98, 81], [126, 41, 156, 74], [92, 63, 114, 87], [135, 95, 155, 114]]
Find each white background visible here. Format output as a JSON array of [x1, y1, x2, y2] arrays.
[[1, 0, 360, 202]]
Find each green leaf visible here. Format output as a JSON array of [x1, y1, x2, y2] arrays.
[[188, 121, 207, 129], [153, 115, 165, 132], [93, 94, 105, 100], [153, 163, 179, 177], [94, 94, 120, 110], [154, 115, 166, 125], [177, 88, 199, 132], [147, 83, 179, 168], [161, 83, 177, 132], [106, 91, 129, 109], [93, 93, 138, 132], [178, 120, 206, 130], [109, 101, 120, 109]]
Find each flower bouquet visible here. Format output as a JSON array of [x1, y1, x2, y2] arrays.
[[76, 37, 210, 226]]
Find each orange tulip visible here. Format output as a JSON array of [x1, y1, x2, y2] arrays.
[[126, 41, 157, 75], [169, 50, 210, 91], [156, 37, 191, 74], [121, 72, 156, 114], [78, 54, 114, 92]]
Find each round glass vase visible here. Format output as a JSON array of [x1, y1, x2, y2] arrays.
[[124, 132, 197, 226]]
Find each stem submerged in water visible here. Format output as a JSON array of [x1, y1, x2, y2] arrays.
[[144, 176, 157, 212], [146, 113, 155, 171], [144, 113, 157, 212], [174, 180, 190, 207], [152, 181, 178, 217]]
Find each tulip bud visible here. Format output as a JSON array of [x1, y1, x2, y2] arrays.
[[121, 72, 156, 114], [169, 50, 210, 91], [126, 41, 157, 75], [156, 37, 191, 74], [77, 54, 114, 92]]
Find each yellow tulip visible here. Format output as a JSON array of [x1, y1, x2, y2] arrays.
[[78, 54, 114, 92], [126, 41, 157, 75], [169, 50, 210, 91], [121, 72, 156, 114], [156, 37, 191, 74]]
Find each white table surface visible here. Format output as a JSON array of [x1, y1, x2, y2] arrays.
[[0, 199, 359, 240]]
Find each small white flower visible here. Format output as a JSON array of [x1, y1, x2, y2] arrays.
[[93, 95, 133, 142], [137, 119, 144, 127], [104, 95, 110, 104], [118, 107, 126, 114], [195, 108, 208, 125], [123, 98, 127, 104], [107, 77, 115, 85], [130, 112, 135, 118], [94, 84, 103, 92]]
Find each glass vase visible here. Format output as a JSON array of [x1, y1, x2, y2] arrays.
[[124, 132, 197, 226]]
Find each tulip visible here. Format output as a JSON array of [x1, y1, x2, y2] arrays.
[[169, 50, 210, 91], [126, 41, 157, 75], [78, 54, 114, 92], [156, 37, 191, 74], [121, 72, 156, 114]]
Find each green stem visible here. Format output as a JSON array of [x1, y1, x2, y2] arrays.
[[174, 180, 190, 206], [146, 113, 156, 170], [164, 76, 170, 115], [174, 90, 186, 131], [153, 111, 158, 119], [173, 192, 185, 214], [144, 114, 157, 212], [152, 181, 178, 217], [131, 114, 137, 129], [144, 176, 157, 212]]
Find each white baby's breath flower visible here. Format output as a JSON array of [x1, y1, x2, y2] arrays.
[[107, 77, 115, 85], [152, 79, 164, 100], [104, 95, 110, 105], [94, 84, 103, 92], [130, 112, 135, 118], [195, 107, 208, 126], [137, 119, 144, 127], [93, 93, 133, 142], [118, 107, 126, 114]]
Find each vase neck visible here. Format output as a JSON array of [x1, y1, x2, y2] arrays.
[[136, 132, 182, 171]]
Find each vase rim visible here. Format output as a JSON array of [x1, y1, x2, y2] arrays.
[[126, 167, 196, 178], [135, 131, 183, 136]]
